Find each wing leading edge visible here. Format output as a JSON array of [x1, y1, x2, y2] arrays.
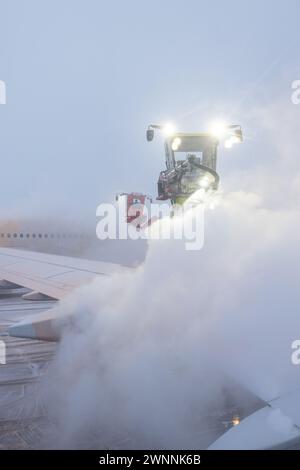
[[0, 247, 128, 341]]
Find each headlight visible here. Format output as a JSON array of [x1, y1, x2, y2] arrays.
[[162, 123, 176, 137], [171, 137, 182, 151], [224, 138, 233, 149], [209, 121, 227, 139], [199, 175, 211, 188], [224, 133, 242, 149]]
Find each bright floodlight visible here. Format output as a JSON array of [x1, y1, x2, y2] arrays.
[[209, 121, 227, 139], [199, 175, 211, 188], [224, 138, 233, 149], [230, 135, 240, 144], [224, 133, 242, 149], [171, 137, 182, 151], [162, 122, 176, 137]]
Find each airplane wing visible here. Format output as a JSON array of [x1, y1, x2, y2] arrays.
[[0, 246, 127, 299], [0, 247, 128, 341], [209, 388, 300, 450]]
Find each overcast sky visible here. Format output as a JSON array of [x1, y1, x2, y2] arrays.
[[0, 0, 299, 218]]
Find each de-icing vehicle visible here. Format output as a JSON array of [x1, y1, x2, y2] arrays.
[[146, 123, 243, 204]]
